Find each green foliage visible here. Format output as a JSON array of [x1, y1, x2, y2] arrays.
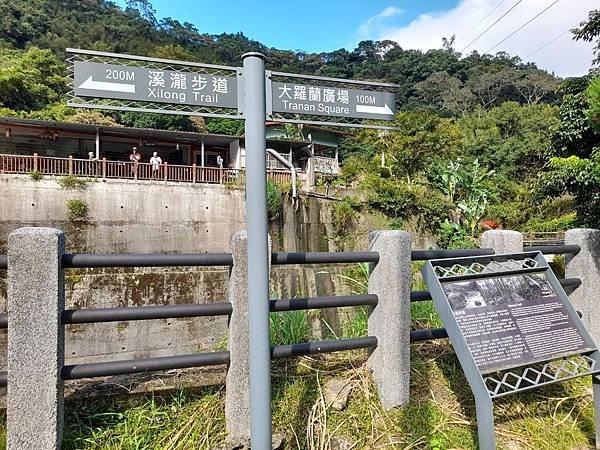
[[572, 9, 600, 65], [66, 110, 120, 127], [360, 111, 463, 183], [269, 311, 310, 346], [330, 197, 361, 249], [205, 118, 244, 136], [66, 199, 88, 221], [0, 47, 67, 111], [58, 174, 89, 190], [586, 77, 600, 131], [266, 180, 282, 221], [27, 170, 42, 181], [526, 213, 577, 232], [117, 112, 195, 131], [459, 102, 559, 176], [536, 154, 600, 227]]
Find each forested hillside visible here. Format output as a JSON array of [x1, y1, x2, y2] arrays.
[[1, 0, 599, 246]]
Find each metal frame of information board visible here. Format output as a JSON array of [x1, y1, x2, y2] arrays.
[[422, 252, 600, 450], [66, 48, 244, 119]]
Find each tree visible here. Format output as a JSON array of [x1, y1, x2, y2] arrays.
[[586, 77, 600, 130], [515, 70, 558, 105], [66, 111, 121, 127], [551, 77, 600, 158], [466, 68, 516, 109], [572, 9, 600, 65], [359, 111, 463, 185], [459, 102, 559, 177], [414, 71, 475, 116]]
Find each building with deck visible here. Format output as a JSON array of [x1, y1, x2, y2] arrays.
[[0, 117, 343, 186]]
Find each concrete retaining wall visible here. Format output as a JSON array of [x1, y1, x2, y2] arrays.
[[0, 175, 360, 369]]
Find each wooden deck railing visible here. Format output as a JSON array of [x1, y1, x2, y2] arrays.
[[0, 153, 292, 186]]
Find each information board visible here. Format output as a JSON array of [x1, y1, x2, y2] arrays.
[[441, 271, 595, 373]]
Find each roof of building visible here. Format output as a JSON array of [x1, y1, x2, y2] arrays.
[[0, 117, 310, 149]]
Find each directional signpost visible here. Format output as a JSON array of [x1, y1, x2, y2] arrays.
[[74, 61, 238, 109], [271, 81, 395, 121], [66, 47, 399, 450]]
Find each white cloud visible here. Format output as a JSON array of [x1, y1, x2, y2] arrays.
[[370, 0, 596, 77], [352, 6, 404, 45]]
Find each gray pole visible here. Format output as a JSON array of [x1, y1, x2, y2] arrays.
[[242, 52, 272, 449]]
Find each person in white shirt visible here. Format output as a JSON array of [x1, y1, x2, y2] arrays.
[[150, 151, 162, 178]]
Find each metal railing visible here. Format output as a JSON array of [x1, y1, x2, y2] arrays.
[[0, 249, 382, 388], [0, 153, 292, 186]]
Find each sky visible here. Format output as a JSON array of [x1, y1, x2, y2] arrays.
[[118, 0, 597, 77]]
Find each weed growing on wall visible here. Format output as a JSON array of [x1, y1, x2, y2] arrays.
[[66, 199, 88, 221], [266, 180, 282, 221], [58, 174, 89, 190], [27, 170, 43, 181]]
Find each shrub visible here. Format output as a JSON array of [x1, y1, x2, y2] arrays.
[[66, 199, 88, 221], [526, 213, 576, 232], [58, 174, 88, 190], [27, 170, 43, 181], [331, 197, 361, 249]]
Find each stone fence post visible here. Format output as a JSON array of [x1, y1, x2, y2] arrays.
[[7, 227, 65, 450], [565, 229, 600, 345], [480, 230, 523, 254], [225, 231, 271, 446], [367, 230, 412, 409]]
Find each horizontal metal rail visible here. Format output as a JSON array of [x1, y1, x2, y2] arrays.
[[62, 302, 232, 324], [411, 328, 448, 342], [411, 248, 494, 261], [0, 313, 6, 329], [0, 255, 5, 269], [271, 252, 378, 265], [62, 351, 230, 380], [61, 252, 234, 268], [270, 294, 377, 312], [0, 371, 5, 387], [271, 336, 377, 358], [410, 277, 582, 303], [527, 244, 580, 255]]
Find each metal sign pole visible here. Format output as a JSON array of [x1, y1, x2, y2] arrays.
[[242, 52, 272, 449]]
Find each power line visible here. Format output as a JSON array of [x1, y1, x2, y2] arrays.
[[485, 0, 562, 54], [457, 0, 509, 42], [459, 0, 523, 53], [525, 28, 571, 59]]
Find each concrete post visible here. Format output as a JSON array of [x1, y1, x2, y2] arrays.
[[7, 227, 65, 450], [225, 231, 272, 445], [565, 229, 600, 344], [225, 231, 251, 445], [480, 230, 523, 254], [367, 230, 411, 409]]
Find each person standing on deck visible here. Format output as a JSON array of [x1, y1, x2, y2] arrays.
[[129, 146, 141, 178], [150, 151, 162, 179]]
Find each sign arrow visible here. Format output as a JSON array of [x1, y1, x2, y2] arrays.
[[77, 76, 136, 93], [355, 103, 394, 116]]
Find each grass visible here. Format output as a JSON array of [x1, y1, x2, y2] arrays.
[[0, 264, 594, 448], [0, 346, 594, 449]]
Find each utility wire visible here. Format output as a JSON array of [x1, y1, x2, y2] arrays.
[[485, 0, 562, 54], [459, 0, 523, 53], [457, 0, 509, 42], [525, 28, 571, 59]]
